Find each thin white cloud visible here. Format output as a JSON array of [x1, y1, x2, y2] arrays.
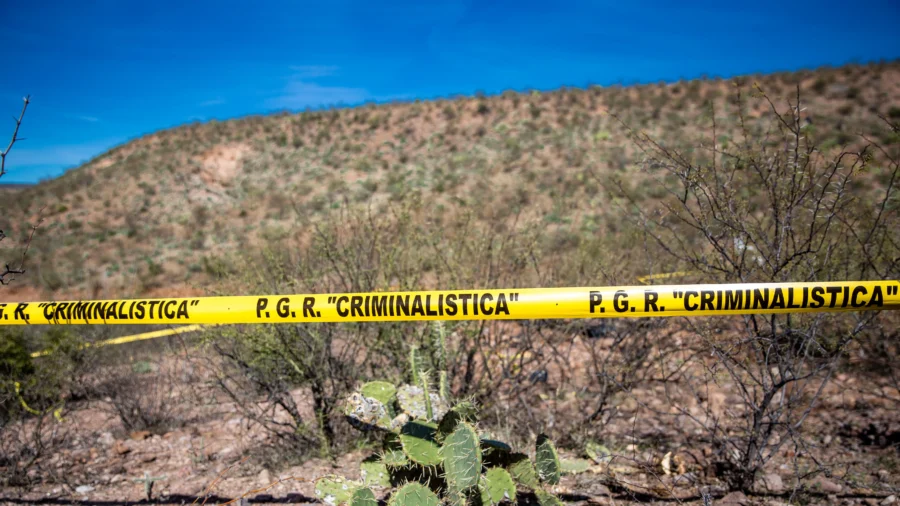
[[287, 65, 339, 78], [198, 98, 226, 107], [266, 65, 411, 110], [266, 80, 371, 109], [64, 114, 100, 123]]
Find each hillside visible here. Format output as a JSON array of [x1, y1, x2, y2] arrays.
[[1, 61, 899, 301]]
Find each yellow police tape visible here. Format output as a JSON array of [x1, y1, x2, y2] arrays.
[[636, 271, 698, 284], [26, 271, 701, 357], [4, 280, 898, 329], [29, 324, 206, 358]]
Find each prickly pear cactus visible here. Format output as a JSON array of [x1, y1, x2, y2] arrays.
[[585, 441, 612, 464], [326, 321, 569, 506], [480, 468, 516, 506], [399, 420, 442, 466], [361, 381, 398, 405], [397, 384, 449, 422], [314, 475, 357, 506], [441, 422, 482, 490], [349, 487, 378, 506], [560, 458, 592, 475], [536, 434, 561, 485], [381, 432, 410, 468], [437, 401, 477, 441], [388, 482, 441, 506], [507, 453, 541, 490], [535, 489, 565, 506], [360, 456, 391, 487]]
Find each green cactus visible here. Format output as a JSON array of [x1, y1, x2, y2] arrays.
[[314, 475, 358, 506], [360, 456, 392, 487], [381, 433, 410, 467], [535, 489, 564, 506], [344, 392, 393, 431], [420, 371, 434, 421], [560, 457, 592, 475], [585, 441, 612, 464], [433, 322, 451, 401], [387, 482, 441, 506], [480, 438, 513, 469], [437, 401, 477, 442], [409, 346, 420, 385], [399, 420, 442, 466], [332, 321, 569, 506], [397, 384, 448, 422], [349, 487, 378, 506], [445, 485, 469, 506], [439, 371, 451, 403], [480, 468, 516, 505], [441, 422, 482, 491], [506, 453, 541, 490], [535, 434, 561, 485], [360, 381, 398, 406]]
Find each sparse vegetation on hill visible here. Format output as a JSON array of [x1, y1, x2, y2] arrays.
[[0, 62, 898, 300]]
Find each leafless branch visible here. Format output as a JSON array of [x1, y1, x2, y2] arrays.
[[0, 207, 44, 285], [0, 95, 30, 179]]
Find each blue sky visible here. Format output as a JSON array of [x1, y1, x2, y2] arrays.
[[2, 0, 898, 184]]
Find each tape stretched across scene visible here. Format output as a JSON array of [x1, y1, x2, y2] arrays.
[[1, 280, 899, 326]]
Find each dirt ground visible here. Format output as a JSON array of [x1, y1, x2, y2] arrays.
[[2, 336, 899, 506]]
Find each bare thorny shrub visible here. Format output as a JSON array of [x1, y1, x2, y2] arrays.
[[0, 327, 96, 487], [90, 356, 192, 435], [602, 83, 900, 492]]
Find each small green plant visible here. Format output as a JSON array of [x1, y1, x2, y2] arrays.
[[317, 322, 580, 506]]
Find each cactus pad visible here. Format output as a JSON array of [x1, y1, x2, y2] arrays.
[[397, 384, 449, 422], [439, 371, 451, 401], [437, 401, 478, 441], [399, 420, 442, 466], [507, 453, 541, 490], [387, 482, 441, 506], [360, 381, 398, 405], [349, 487, 378, 506], [560, 458, 592, 475], [480, 438, 511, 452], [344, 392, 392, 431], [381, 432, 410, 467], [440, 422, 482, 490], [481, 438, 513, 469], [585, 441, 612, 464], [535, 489, 564, 506], [480, 468, 516, 505], [360, 456, 391, 487], [535, 434, 561, 485], [314, 475, 358, 506]]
